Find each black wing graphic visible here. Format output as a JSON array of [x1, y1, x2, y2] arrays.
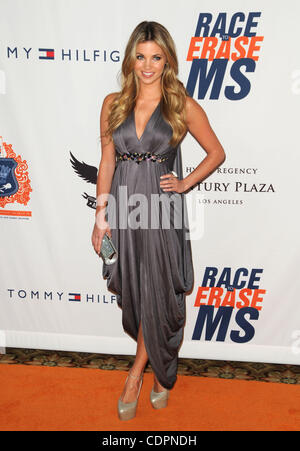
[[69, 151, 98, 184]]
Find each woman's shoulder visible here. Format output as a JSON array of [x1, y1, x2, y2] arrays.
[[184, 95, 207, 122], [101, 92, 120, 119], [103, 92, 120, 107], [185, 95, 204, 111]]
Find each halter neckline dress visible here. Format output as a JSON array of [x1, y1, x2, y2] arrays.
[[102, 100, 194, 389]]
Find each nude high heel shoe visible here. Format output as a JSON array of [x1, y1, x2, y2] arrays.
[[150, 387, 169, 409], [118, 372, 143, 421]]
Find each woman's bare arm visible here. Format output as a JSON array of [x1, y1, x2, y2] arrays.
[[91, 93, 118, 254], [182, 96, 226, 191], [95, 93, 118, 218]]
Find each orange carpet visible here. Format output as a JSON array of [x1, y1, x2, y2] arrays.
[[0, 363, 300, 431]]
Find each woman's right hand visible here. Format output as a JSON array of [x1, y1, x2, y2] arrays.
[[91, 213, 112, 256]]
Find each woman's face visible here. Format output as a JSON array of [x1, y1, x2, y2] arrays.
[[133, 40, 167, 86]]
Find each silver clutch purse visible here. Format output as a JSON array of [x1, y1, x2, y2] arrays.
[[100, 232, 118, 265]]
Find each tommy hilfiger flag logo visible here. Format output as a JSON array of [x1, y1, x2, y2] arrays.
[[39, 48, 55, 60], [68, 293, 81, 302]]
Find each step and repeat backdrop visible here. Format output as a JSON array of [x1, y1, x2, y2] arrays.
[[1, 0, 300, 364]]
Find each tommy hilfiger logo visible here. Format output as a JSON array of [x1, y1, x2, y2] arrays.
[[3, 46, 120, 62], [39, 48, 54, 60]]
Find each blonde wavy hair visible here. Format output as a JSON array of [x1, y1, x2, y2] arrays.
[[105, 21, 189, 147]]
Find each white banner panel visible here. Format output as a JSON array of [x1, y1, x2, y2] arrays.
[[1, 0, 300, 364]]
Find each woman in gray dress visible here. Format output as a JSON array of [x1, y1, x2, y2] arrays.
[[91, 21, 225, 421]]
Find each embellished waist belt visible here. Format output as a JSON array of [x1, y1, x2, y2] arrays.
[[117, 151, 168, 164]]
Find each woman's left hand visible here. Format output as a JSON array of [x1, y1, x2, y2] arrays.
[[160, 172, 185, 193]]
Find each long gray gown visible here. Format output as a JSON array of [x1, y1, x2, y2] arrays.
[[102, 100, 194, 389]]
